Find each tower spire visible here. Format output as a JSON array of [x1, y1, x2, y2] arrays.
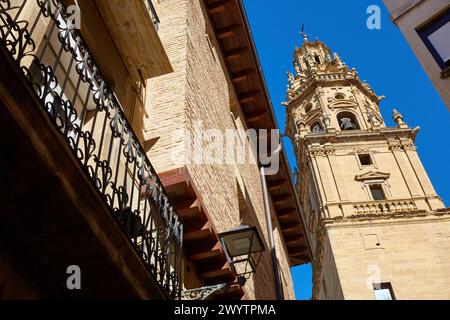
[[285, 37, 447, 300], [300, 24, 309, 43]]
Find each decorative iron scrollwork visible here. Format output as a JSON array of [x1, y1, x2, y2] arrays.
[[0, 0, 183, 299]]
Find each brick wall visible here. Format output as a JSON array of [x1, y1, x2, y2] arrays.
[[144, 0, 295, 300]]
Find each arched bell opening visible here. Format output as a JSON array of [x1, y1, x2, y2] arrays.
[[337, 111, 360, 131], [310, 121, 324, 133]]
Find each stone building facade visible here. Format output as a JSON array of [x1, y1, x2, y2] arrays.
[[285, 34, 450, 299]]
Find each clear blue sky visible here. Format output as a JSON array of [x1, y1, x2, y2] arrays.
[[242, 0, 450, 300]]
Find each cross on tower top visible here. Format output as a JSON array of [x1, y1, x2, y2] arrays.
[[300, 24, 309, 43]]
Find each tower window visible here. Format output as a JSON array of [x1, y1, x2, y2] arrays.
[[304, 103, 313, 113], [369, 184, 385, 201], [315, 55, 321, 64], [311, 122, 324, 133], [358, 154, 373, 166], [373, 283, 395, 300], [335, 93, 345, 100], [337, 112, 359, 130]]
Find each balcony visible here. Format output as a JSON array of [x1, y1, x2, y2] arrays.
[[352, 200, 418, 216], [92, 0, 172, 82], [0, 0, 182, 299]]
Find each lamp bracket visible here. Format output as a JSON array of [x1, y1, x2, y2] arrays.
[[181, 283, 230, 300]]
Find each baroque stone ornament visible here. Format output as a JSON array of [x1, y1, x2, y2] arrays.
[[388, 140, 402, 151], [393, 108, 408, 128], [286, 25, 448, 300], [401, 140, 417, 151]]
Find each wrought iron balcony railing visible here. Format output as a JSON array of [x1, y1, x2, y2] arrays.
[[0, 0, 182, 299]]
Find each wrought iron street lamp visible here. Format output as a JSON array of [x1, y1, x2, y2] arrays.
[[219, 225, 264, 285], [181, 225, 265, 300]]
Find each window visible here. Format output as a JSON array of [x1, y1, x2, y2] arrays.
[[373, 283, 395, 300], [417, 9, 450, 73], [335, 93, 345, 100], [369, 184, 385, 201], [358, 154, 373, 166], [337, 112, 359, 130], [304, 103, 313, 113], [311, 122, 324, 133], [315, 55, 321, 64]]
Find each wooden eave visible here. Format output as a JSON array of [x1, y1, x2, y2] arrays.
[[204, 0, 312, 266], [157, 167, 245, 300]]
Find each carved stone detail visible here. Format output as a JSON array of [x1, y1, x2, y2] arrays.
[[402, 140, 417, 151], [324, 145, 335, 155], [310, 145, 325, 157]]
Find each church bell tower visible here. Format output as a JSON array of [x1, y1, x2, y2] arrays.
[[285, 34, 450, 300]]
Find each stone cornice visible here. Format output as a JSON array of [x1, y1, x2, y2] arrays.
[[287, 73, 380, 106], [322, 208, 450, 227], [302, 127, 414, 144]]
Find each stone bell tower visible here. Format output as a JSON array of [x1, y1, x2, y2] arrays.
[[285, 34, 450, 300]]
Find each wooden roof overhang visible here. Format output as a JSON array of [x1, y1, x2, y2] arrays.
[[203, 0, 313, 266], [158, 167, 246, 300]]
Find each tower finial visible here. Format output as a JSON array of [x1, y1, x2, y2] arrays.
[[300, 24, 309, 43], [393, 108, 408, 128]]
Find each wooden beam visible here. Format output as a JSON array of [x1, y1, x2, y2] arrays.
[[289, 246, 308, 256], [174, 198, 202, 217], [231, 69, 254, 83], [276, 209, 295, 220], [267, 179, 287, 191], [208, 0, 230, 15], [285, 235, 304, 247], [200, 265, 231, 279], [188, 248, 223, 261], [158, 168, 188, 189], [186, 240, 220, 256], [216, 25, 241, 39], [281, 221, 299, 232], [175, 199, 202, 218], [239, 90, 260, 103], [184, 221, 212, 241], [272, 194, 290, 205], [224, 47, 248, 60], [290, 255, 309, 265], [244, 110, 267, 123], [286, 239, 301, 247]]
